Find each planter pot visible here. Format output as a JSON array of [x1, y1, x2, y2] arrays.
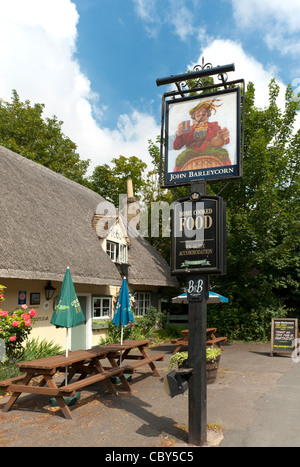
[[206, 354, 221, 384], [176, 353, 221, 384], [92, 323, 108, 329]]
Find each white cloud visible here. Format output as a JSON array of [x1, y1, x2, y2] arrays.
[[0, 0, 78, 42], [71, 110, 160, 175], [132, 0, 161, 38], [170, 5, 195, 41], [133, 0, 201, 42], [231, 0, 300, 31], [133, 0, 157, 22], [231, 0, 300, 56], [0, 0, 159, 176], [191, 39, 286, 109]]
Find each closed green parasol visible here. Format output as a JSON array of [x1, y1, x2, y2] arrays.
[[49, 267, 84, 406], [50, 267, 85, 361]]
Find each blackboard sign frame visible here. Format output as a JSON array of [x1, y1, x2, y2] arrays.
[[270, 318, 298, 357]]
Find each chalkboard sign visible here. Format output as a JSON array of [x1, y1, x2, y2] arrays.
[[270, 318, 298, 356]]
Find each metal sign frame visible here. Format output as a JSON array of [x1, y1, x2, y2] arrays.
[[159, 77, 245, 189], [171, 194, 226, 276]]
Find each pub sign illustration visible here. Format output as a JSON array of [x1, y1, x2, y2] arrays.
[[163, 87, 241, 187]]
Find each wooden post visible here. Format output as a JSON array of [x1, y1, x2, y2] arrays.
[[188, 181, 208, 446], [188, 277, 208, 446]]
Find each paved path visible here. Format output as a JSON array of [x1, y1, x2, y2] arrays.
[[0, 342, 298, 447], [220, 353, 300, 446]]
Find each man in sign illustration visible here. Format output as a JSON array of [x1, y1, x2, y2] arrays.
[[173, 99, 231, 172]]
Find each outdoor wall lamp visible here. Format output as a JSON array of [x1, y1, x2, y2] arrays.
[[45, 281, 56, 300]]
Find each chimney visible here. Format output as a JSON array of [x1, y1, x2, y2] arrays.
[[127, 179, 134, 199], [125, 178, 140, 231]]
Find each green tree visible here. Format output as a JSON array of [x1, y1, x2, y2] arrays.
[[141, 138, 189, 263], [0, 90, 89, 183], [90, 155, 147, 205], [145, 79, 300, 340], [208, 80, 300, 339]]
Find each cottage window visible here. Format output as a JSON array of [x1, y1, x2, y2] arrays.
[[106, 240, 127, 264], [135, 292, 151, 317], [93, 297, 111, 319], [119, 244, 127, 263]]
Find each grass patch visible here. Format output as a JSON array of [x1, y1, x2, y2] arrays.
[[0, 338, 63, 395]]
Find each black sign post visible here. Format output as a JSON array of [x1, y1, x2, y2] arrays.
[[156, 62, 241, 446], [187, 274, 208, 445], [170, 180, 226, 446]]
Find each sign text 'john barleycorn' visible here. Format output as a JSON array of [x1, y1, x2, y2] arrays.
[[171, 196, 226, 275]]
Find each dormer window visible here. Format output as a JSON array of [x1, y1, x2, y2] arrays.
[[92, 211, 130, 266], [106, 240, 127, 264]]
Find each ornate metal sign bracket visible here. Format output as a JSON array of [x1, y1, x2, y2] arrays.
[[175, 57, 230, 96]]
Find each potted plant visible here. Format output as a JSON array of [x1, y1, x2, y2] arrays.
[[169, 347, 221, 384]]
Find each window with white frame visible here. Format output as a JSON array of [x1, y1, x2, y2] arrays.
[[93, 297, 111, 319], [106, 241, 118, 262], [106, 240, 127, 264], [134, 292, 151, 317], [119, 243, 127, 263]]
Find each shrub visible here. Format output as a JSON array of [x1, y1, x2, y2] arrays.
[[99, 306, 166, 344], [0, 286, 36, 360], [207, 301, 289, 342], [22, 338, 63, 361], [169, 347, 221, 369]]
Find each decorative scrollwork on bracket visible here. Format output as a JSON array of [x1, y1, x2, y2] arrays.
[[179, 58, 228, 91]]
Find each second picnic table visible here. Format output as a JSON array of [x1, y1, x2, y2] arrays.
[[96, 339, 164, 377], [171, 328, 227, 353]]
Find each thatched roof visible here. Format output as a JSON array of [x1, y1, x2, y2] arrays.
[[0, 146, 176, 288]]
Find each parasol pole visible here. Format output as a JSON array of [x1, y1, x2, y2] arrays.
[[65, 328, 69, 384], [65, 266, 69, 383], [120, 324, 123, 366]]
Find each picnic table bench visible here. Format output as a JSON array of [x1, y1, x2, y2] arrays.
[[0, 347, 131, 419], [171, 328, 227, 353], [0, 340, 164, 419], [97, 339, 164, 377]]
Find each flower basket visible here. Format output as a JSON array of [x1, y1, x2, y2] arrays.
[[206, 353, 221, 384], [92, 321, 109, 330]]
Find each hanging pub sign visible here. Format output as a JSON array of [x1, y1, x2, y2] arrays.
[[162, 87, 241, 187], [171, 195, 226, 276]]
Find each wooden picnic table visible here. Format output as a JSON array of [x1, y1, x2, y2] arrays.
[[0, 347, 131, 419], [171, 328, 227, 353], [96, 339, 164, 377]]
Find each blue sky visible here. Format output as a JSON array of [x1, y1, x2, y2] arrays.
[[0, 0, 299, 174]]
